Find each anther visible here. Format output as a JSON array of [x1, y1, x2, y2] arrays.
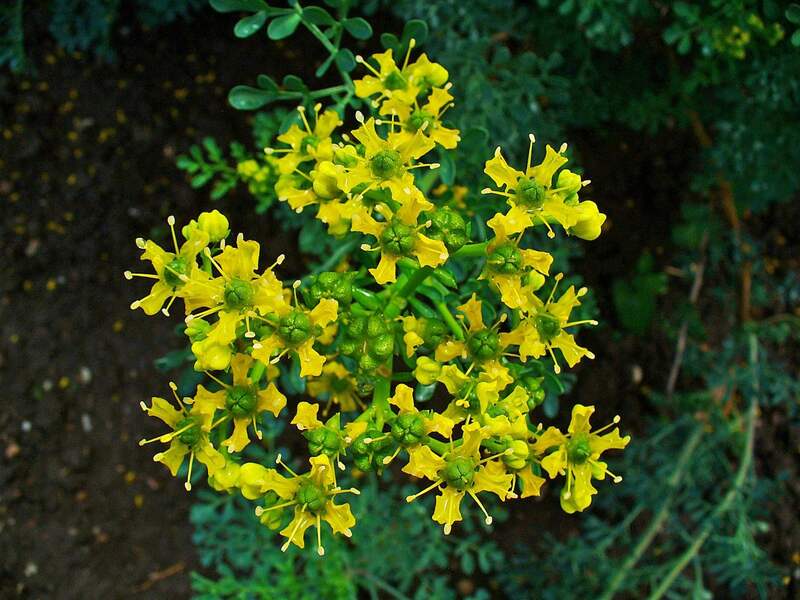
[[135, 237, 146, 249], [529, 133, 536, 144], [167, 215, 175, 226], [355, 110, 365, 124], [123, 270, 133, 280]]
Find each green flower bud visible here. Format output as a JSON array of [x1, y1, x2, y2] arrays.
[[534, 312, 561, 342], [515, 176, 546, 209], [380, 220, 416, 255], [224, 278, 255, 309], [296, 480, 328, 513], [391, 413, 426, 445], [426, 207, 468, 252], [300, 134, 320, 154], [407, 109, 434, 133], [467, 329, 500, 361], [197, 210, 230, 242], [307, 271, 354, 304], [175, 415, 202, 447], [422, 318, 448, 347], [367, 314, 390, 338], [358, 353, 381, 372], [370, 149, 403, 180], [383, 70, 407, 91], [163, 256, 189, 288], [369, 333, 395, 359], [353, 455, 372, 472], [185, 318, 211, 342], [225, 385, 257, 418], [503, 439, 529, 470], [557, 170, 582, 204], [258, 490, 285, 530], [304, 426, 342, 457], [440, 456, 476, 491], [523, 377, 546, 410], [333, 145, 359, 168], [486, 243, 523, 275], [567, 434, 592, 464], [278, 310, 313, 346]]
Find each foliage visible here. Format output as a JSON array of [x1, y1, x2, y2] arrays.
[[0, 0, 204, 72]]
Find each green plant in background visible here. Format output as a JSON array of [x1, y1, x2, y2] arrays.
[[612, 252, 667, 335], [0, 0, 203, 71]]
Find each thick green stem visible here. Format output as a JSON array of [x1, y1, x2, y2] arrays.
[[424, 436, 448, 455], [309, 84, 349, 99], [646, 334, 759, 600], [436, 301, 464, 340], [453, 241, 489, 259], [249, 360, 268, 384], [372, 375, 392, 430]]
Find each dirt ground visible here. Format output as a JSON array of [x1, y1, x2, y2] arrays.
[[1, 9, 798, 600]]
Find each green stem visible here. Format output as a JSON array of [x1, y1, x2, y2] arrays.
[[646, 335, 759, 600], [424, 436, 449, 455], [436, 301, 464, 340], [372, 375, 392, 430], [453, 241, 489, 259], [309, 84, 349, 99], [599, 424, 705, 600], [396, 266, 434, 299], [250, 360, 267, 384], [352, 570, 411, 600]]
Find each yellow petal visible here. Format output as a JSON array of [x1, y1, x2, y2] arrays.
[[389, 383, 416, 414], [223, 418, 252, 453], [484, 146, 523, 190], [435, 339, 465, 362], [144, 396, 182, 427], [432, 487, 464, 532], [195, 440, 226, 475], [437, 364, 468, 394], [472, 460, 513, 499], [309, 298, 338, 328], [414, 234, 448, 268], [414, 356, 442, 385], [568, 200, 606, 241], [425, 413, 455, 438], [230, 353, 253, 385], [369, 252, 399, 285], [532, 426, 567, 454], [529, 144, 568, 187], [216, 239, 260, 280], [292, 401, 324, 431], [518, 468, 546, 498], [279, 510, 315, 549], [540, 447, 568, 479], [138, 281, 173, 315], [486, 204, 532, 239], [402, 445, 446, 480], [297, 340, 326, 377], [257, 383, 287, 417], [251, 333, 283, 365], [154, 440, 188, 476], [521, 248, 553, 274], [309, 454, 337, 488], [322, 501, 356, 535], [314, 110, 342, 139], [552, 331, 593, 368], [457, 294, 485, 332]]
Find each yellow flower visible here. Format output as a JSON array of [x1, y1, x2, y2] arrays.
[[138, 383, 225, 491], [481, 213, 552, 309], [337, 116, 435, 204], [191, 353, 287, 453], [182, 236, 285, 371], [533, 404, 630, 513], [251, 293, 339, 378], [403, 423, 513, 533], [255, 455, 359, 555], [481, 135, 605, 239], [381, 86, 460, 149], [127, 216, 209, 316], [307, 361, 361, 413], [503, 274, 597, 373], [268, 105, 341, 175], [351, 203, 448, 285]]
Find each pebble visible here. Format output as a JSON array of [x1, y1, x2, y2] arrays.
[[79, 366, 92, 384], [24, 562, 37, 577], [21, 421, 31, 433], [81, 414, 93, 433]]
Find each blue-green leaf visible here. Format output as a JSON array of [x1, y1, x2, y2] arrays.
[[234, 11, 267, 38], [344, 17, 372, 40], [228, 85, 275, 110], [267, 13, 301, 40], [210, 0, 268, 13]]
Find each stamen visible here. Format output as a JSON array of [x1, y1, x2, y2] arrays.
[[559, 142, 568, 154], [124, 271, 158, 280], [355, 110, 365, 124], [563, 319, 599, 328], [185, 451, 195, 491], [252, 414, 263, 440], [161, 294, 178, 317], [281, 512, 304, 553], [296, 105, 312, 134], [481, 188, 514, 198], [405, 478, 443, 502], [526, 133, 536, 171], [546, 345, 561, 374], [185, 305, 223, 323], [167, 215, 179, 254], [468, 490, 493, 525], [204, 370, 230, 389], [276, 453, 299, 477], [546, 273, 564, 306], [402, 38, 416, 71], [316, 514, 325, 556], [168, 381, 188, 412], [203, 247, 228, 278], [355, 55, 382, 78], [591, 415, 621, 436], [382, 445, 402, 465], [135, 237, 146, 249], [255, 499, 296, 516]]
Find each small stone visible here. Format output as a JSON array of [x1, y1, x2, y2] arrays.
[[21, 421, 32, 433], [78, 367, 92, 384], [81, 414, 93, 433], [24, 562, 37, 577], [5, 442, 20, 459]]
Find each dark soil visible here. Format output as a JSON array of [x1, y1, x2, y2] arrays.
[[1, 7, 798, 600]]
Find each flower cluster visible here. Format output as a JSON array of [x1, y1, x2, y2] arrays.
[[128, 46, 628, 555]]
